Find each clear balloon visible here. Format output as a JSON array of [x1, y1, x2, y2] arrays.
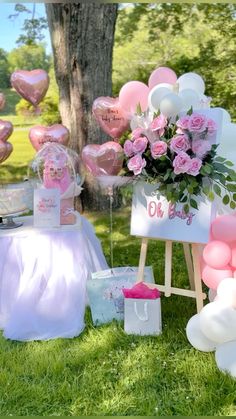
[[11, 69, 50, 106], [159, 93, 183, 118], [92, 97, 130, 139], [203, 240, 231, 269], [0, 93, 6, 111], [29, 124, 70, 151], [178, 88, 199, 111], [119, 81, 149, 115], [186, 314, 217, 352], [81, 141, 124, 176], [148, 67, 177, 90], [148, 85, 172, 112], [0, 120, 13, 143], [177, 72, 205, 95]]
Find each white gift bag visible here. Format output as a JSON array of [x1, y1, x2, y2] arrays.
[[124, 297, 162, 336]]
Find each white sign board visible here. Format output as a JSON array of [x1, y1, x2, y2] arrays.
[[34, 188, 60, 228], [130, 182, 216, 244]]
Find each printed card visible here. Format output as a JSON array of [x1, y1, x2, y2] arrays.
[[34, 188, 60, 227]]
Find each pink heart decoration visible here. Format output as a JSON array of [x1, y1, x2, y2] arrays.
[[11, 69, 50, 106], [0, 93, 6, 110], [82, 141, 124, 176], [0, 141, 13, 163], [29, 124, 70, 151], [0, 120, 13, 143], [92, 97, 129, 140]]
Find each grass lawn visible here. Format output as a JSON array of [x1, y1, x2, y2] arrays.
[[1, 90, 236, 416]]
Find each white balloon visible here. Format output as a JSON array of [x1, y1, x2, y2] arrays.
[[159, 93, 183, 118], [186, 314, 217, 352], [199, 301, 236, 344], [208, 288, 217, 303], [197, 93, 212, 109], [215, 340, 236, 378], [177, 72, 205, 95], [217, 123, 236, 170], [148, 85, 172, 112], [219, 108, 231, 125], [178, 88, 200, 111], [217, 278, 236, 309]]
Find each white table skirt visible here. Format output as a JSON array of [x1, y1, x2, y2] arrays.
[[0, 213, 108, 341]]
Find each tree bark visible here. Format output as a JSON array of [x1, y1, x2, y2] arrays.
[[45, 3, 118, 210]]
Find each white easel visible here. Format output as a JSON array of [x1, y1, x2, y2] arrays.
[[136, 237, 206, 313]]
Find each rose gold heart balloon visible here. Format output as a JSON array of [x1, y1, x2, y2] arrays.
[[0, 141, 13, 163], [0, 120, 13, 142], [11, 69, 50, 106], [92, 97, 130, 140], [81, 141, 124, 176], [0, 93, 6, 110], [29, 124, 70, 151]]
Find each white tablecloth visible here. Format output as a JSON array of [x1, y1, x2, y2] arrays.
[[0, 213, 108, 341]]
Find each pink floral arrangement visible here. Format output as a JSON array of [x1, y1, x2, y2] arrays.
[[120, 111, 236, 212]]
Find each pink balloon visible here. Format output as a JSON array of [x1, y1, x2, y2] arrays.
[[203, 240, 232, 269], [0, 120, 13, 143], [29, 124, 70, 151], [202, 265, 233, 290], [0, 93, 6, 110], [148, 67, 177, 90], [11, 69, 50, 106], [0, 141, 13, 163], [211, 215, 236, 243], [81, 141, 124, 176], [92, 97, 130, 139], [230, 241, 236, 268], [119, 81, 149, 115]]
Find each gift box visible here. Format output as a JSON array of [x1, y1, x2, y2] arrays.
[[123, 282, 162, 336], [86, 266, 155, 325], [60, 197, 76, 225]]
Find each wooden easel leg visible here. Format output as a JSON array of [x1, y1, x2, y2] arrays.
[[191, 243, 204, 313], [183, 243, 195, 290], [164, 241, 172, 297], [137, 237, 149, 283]]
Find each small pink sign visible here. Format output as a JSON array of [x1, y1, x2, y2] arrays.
[[34, 188, 60, 227]]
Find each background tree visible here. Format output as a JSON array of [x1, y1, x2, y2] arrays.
[[45, 3, 118, 209], [0, 48, 10, 88], [8, 44, 51, 73]]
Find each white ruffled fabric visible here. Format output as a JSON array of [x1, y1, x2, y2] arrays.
[[0, 215, 108, 341]]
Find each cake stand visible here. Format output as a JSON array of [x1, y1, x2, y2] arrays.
[[0, 186, 31, 230]]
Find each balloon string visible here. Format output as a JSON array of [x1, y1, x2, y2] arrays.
[[108, 186, 114, 268]]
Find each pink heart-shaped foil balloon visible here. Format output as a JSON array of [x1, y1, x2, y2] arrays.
[[0, 141, 13, 164], [92, 97, 129, 140], [0, 93, 6, 110], [0, 120, 13, 143], [11, 69, 50, 106], [82, 141, 124, 176], [29, 124, 70, 151]]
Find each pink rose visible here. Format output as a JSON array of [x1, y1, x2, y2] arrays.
[[176, 116, 190, 131], [187, 157, 202, 176], [124, 140, 134, 157], [132, 136, 148, 154], [151, 141, 167, 158], [188, 113, 208, 133], [173, 151, 191, 175], [207, 118, 217, 134], [149, 114, 167, 136], [192, 139, 211, 159], [127, 154, 146, 175], [131, 127, 144, 140], [170, 135, 191, 153]]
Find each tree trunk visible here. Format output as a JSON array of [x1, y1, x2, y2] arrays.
[[45, 3, 118, 210]]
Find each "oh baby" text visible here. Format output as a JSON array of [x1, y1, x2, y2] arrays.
[[147, 201, 195, 225]]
